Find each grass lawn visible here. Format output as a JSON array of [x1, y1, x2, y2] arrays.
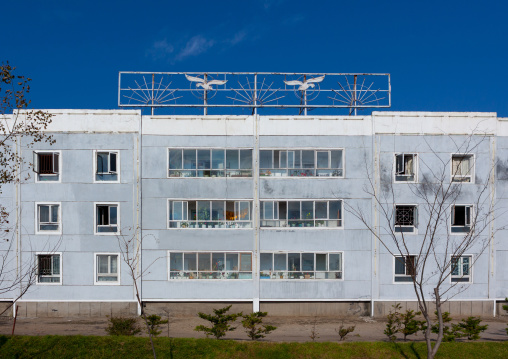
[[0, 335, 507, 358]]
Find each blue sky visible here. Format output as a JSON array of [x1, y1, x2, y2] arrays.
[[2, 0, 508, 116]]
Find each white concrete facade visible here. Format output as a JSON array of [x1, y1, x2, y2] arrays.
[[0, 110, 506, 317]]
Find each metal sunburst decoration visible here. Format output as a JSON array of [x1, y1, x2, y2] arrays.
[[122, 75, 181, 114], [226, 77, 285, 114], [329, 75, 385, 115]]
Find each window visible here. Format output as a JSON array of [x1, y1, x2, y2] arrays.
[[394, 255, 416, 282], [395, 205, 417, 233], [33, 151, 60, 182], [168, 148, 252, 177], [395, 154, 417, 182], [451, 255, 472, 282], [260, 200, 342, 228], [260, 252, 342, 279], [451, 154, 474, 183], [169, 252, 252, 279], [259, 149, 344, 177], [451, 205, 472, 233], [95, 203, 119, 234], [168, 200, 252, 228], [95, 254, 120, 284], [95, 151, 119, 182], [37, 253, 61, 284], [36, 203, 61, 234]]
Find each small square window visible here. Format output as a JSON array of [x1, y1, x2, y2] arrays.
[[451, 155, 474, 183], [37, 253, 61, 284], [451, 205, 472, 233], [95, 151, 119, 182], [95, 203, 119, 234], [36, 203, 61, 234], [451, 255, 472, 282], [95, 254, 120, 284], [395, 154, 417, 182], [394, 255, 416, 282], [33, 151, 60, 182], [395, 205, 417, 233]]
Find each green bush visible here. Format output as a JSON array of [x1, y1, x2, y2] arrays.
[[457, 317, 488, 340], [336, 322, 356, 341], [241, 311, 277, 340], [146, 314, 169, 337], [105, 316, 141, 336], [384, 303, 425, 341], [194, 305, 243, 339], [431, 311, 463, 342]]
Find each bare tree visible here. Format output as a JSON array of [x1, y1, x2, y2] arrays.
[[117, 228, 161, 359], [346, 133, 501, 359], [0, 62, 54, 315]]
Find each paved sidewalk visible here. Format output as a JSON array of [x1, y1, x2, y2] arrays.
[[1, 316, 507, 342]]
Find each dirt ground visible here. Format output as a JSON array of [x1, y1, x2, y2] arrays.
[[1, 316, 507, 342]]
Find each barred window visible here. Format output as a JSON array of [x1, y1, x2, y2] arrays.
[[395, 205, 417, 233]]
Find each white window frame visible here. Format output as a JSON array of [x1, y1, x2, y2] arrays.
[[94, 202, 120, 235], [94, 252, 121, 285], [450, 254, 473, 283], [36, 252, 62, 285], [394, 153, 418, 182], [259, 199, 343, 229], [451, 153, 475, 183], [393, 255, 417, 284], [450, 204, 473, 235], [167, 199, 253, 229], [394, 204, 418, 234], [259, 148, 345, 178], [259, 251, 344, 280], [93, 150, 120, 183], [167, 147, 254, 179], [34, 202, 62, 235], [167, 251, 253, 280], [33, 150, 62, 183]]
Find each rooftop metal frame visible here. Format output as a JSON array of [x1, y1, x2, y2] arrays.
[[118, 72, 391, 115]]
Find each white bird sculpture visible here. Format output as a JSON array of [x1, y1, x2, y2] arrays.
[[284, 75, 325, 91], [185, 74, 227, 90]]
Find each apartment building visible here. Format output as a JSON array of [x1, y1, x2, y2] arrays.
[[1, 110, 507, 318]]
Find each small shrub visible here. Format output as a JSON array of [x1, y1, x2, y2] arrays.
[[457, 316, 488, 340], [384, 303, 401, 341], [106, 316, 141, 336], [146, 314, 169, 337], [241, 312, 277, 340], [336, 322, 355, 341], [431, 311, 462, 342], [194, 305, 243, 339], [399, 309, 426, 341], [384, 303, 425, 341], [309, 316, 319, 342]]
